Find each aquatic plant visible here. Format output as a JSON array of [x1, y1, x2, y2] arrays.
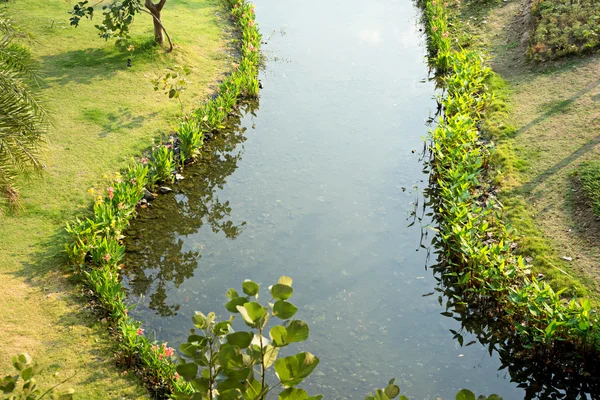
[[177, 120, 204, 165], [420, 0, 600, 362], [63, 0, 262, 395]]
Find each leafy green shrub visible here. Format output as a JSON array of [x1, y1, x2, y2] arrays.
[[0, 354, 74, 399], [149, 145, 175, 185], [530, 0, 600, 60], [171, 278, 501, 400], [421, 0, 600, 357], [177, 120, 204, 165], [576, 161, 600, 216]]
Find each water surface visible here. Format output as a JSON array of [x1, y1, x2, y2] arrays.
[[124, 0, 526, 398]]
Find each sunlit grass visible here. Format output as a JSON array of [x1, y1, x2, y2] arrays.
[[0, 0, 231, 396]]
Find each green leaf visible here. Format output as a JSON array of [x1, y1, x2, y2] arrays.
[[242, 280, 260, 296], [218, 345, 245, 370], [179, 342, 198, 358], [176, 362, 198, 381], [227, 331, 254, 348], [456, 389, 477, 400], [237, 302, 266, 326], [220, 388, 244, 400], [217, 378, 245, 392], [192, 312, 208, 329], [271, 284, 294, 300], [274, 352, 319, 387], [273, 300, 298, 319], [226, 288, 239, 300], [190, 377, 209, 393], [486, 396, 503, 400], [270, 325, 288, 347], [225, 296, 248, 313], [213, 321, 231, 336], [374, 389, 389, 400], [278, 276, 293, 286], [286, 320, 309, 343], [245, 379, 263, 399], [279, 388, 309, 400], [263, 344, 279, 369], [384, 382, 400, 399]]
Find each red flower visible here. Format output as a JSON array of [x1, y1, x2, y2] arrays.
[[174, 372, 180, 380], [107, 186, 115, 200], [136, 328, 144, 336], [141, 157, 149, 164]]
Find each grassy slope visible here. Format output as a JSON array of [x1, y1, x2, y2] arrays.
[[0, 0, 231, 396], [454, 0, 600, 298]]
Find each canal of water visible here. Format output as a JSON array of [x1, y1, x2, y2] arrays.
[[123, 0, 528, 398]]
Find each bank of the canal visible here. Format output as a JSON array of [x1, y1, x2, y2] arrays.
[[122, 0, 527, 398]]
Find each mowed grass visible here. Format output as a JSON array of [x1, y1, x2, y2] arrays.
[[0, 0, 232, 397], [449, 0, 600, 299]]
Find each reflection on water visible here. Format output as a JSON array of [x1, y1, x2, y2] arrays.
[[124, 103, 257, 317], [120, 0, 534, 398], [430, 254, 600, 400]]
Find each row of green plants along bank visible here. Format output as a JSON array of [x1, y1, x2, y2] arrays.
[[421, 0, 600, 357], [63, 0, 261, 396]]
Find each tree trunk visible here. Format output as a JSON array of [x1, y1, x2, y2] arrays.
[[145, 0, 167, 45], [150, 8, 163, 44]]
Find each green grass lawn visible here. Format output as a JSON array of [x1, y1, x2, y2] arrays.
[[0, 0, 231, 396]]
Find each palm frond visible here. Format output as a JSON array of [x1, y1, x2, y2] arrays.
[[0, 13, 48, 210]]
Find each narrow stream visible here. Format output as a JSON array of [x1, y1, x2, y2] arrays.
[[123, 0, 526, 398]]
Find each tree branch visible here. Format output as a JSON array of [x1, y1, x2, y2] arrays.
[[156, 0, 167, 12]]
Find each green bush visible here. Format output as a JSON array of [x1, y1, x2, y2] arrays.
[[530, 0, 600, 60]]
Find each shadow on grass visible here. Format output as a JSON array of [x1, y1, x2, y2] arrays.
[[39, 48, 131, 85], [81, 107, 160, 138], [39, 40, 163, 86], [513, 134, 600, 195], [514, 79, 600, 138]]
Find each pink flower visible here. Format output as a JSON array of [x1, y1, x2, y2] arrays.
[[248, 43, 255, 51], [248, 19, 255, 27], [130, 178, 137, 184], [107, 187, 115, 199], [151, 345, 159, 352], [161, 342, 175, 357], [103, 253, 111, 261], [117, 203, 124, 210], [140, 157, 149, 164], [250, 6, 255, 13], [136, 328, 144, 336], [174, 372, 180, 380]]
